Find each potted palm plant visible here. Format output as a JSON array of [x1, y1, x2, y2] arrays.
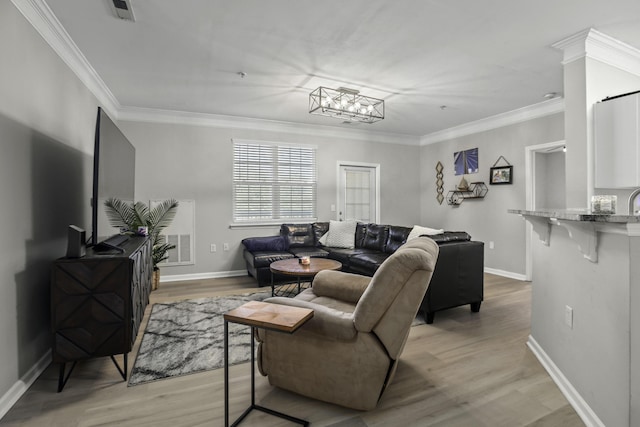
[[104, 198, 179, 290]]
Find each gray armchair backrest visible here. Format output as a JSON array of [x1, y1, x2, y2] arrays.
[[353, 237, 439, 358]]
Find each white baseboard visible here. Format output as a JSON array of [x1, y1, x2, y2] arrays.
[[484, 267, 527, 281], [0, 350, 51, 420], [160, 269, 248, 283], [527, 336, 605, 427]]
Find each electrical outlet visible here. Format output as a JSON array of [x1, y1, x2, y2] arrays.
[[223, 243, 229, 251], [210, 244, 216, 253], [565, 305, 573, 329], [489, 241, 495, 249]]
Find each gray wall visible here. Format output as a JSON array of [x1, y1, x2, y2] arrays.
[[419, 114, 564, 276], [118, 120, 423, 276], [0, 2, 98, 404], [535, 151, 566, 209], [529, 42, 640, 427], [531, 227, 631, 426]]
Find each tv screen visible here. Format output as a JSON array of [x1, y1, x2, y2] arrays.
[[91, 107, 136, 245]]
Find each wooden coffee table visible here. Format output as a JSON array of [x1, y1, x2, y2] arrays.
[[223, 301, 314, 426], [269, 258, 342, 297]]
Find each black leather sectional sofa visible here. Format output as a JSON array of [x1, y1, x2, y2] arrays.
[[241, 222, 484, 323]]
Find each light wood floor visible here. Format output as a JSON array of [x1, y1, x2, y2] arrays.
[[1, 274, 585, 427]]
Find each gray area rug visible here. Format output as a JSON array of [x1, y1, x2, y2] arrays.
[[128, 291, 271, 385], [129, 290, 426, 385]]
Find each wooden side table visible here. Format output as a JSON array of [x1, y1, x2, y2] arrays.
[[223, 301, 313, 427], [269, 258, 342, 297]]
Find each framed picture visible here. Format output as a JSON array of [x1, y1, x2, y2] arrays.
[[490, 165, 513, 185], [453, 148, 478, 175]]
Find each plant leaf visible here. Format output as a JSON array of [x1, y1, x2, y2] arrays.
[[148, 199, 179, 244], [104, 197, 179, 268], [104, 198, 135, 230]]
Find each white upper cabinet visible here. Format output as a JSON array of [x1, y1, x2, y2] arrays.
[[594, 92, 640, 189]]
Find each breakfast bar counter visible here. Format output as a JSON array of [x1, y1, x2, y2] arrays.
[[509, 207, 640, 426], [509, 208, 640, 263], [508, 208, 640, 223]]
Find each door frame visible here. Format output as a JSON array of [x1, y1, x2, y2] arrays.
[[524, 140, 565, 280], [336, 161, 381, 223]]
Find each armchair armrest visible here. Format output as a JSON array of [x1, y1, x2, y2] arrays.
[[312, 270, 371, 304], [263, 297, 357, 341]]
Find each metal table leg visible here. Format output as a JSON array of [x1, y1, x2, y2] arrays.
[[224, 324, 309, 426], [224, 320, 229, 427]]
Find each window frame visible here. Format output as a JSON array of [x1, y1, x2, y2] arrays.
[[231, 139, 318, 227]]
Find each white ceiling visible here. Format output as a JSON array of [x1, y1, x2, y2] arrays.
[[42, 0, 640, 137]]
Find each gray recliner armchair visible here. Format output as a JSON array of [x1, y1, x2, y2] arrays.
[[256, 237, 439, 410]]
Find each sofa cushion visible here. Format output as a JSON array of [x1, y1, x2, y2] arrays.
[[325, 247, 373, 268], [313, 222, 329, 244], [250, 251, 295, 269], [385, 226, 412, 254], [289, 246, 329, 258], [281, 224, 315, 248], [355, 222, 367, 248], [325, 220, 358, 248], [242, 236, 287, 252], [361, 224, 389, 251], [349, 252, 390, 275]]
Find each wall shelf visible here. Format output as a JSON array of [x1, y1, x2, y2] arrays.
[[446, 182, 488, 205]]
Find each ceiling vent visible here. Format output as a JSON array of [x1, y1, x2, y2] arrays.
[[111, 0, 135, 21]]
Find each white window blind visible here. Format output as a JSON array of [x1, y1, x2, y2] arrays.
[[233, 140, 317, 223]]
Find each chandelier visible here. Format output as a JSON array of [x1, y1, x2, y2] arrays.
[[309, 87, 384, 123]]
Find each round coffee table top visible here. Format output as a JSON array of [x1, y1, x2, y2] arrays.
[[270, 258, 342, 277]]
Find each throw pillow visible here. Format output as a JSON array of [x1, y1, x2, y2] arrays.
[[408, 225, 444, 241], [325, 220, 357, 248], [318, 231, 328, 246]]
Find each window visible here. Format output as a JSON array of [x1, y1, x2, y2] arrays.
[[233, 140, 317, 223]]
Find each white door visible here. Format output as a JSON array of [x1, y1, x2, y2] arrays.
[[337, 163, 380, 222]]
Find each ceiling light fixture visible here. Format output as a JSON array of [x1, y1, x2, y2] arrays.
[[309, 87, 384, 123]]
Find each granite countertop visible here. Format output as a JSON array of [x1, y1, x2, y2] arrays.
[[508, 208, 640, 223]]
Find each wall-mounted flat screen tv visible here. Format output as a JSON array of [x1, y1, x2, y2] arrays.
[[91, 107, 135, 245]]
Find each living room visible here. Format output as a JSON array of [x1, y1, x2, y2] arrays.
[[2, 1, 640, 426]]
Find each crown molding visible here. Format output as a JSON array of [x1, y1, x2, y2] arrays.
[[117, 105, 420, 145], [10, 0, 121, 116], [11, 0, 576, 148], [420, 97, 565, 146], [552, 28, 640, 77], [12, 1, 419, 145]]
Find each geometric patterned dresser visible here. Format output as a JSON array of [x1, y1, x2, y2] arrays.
[[51, 236, 152, 391]]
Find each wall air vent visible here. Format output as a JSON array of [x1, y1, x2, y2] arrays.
[[152, 199, 195, 267], [111, 0, 135, 21]]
